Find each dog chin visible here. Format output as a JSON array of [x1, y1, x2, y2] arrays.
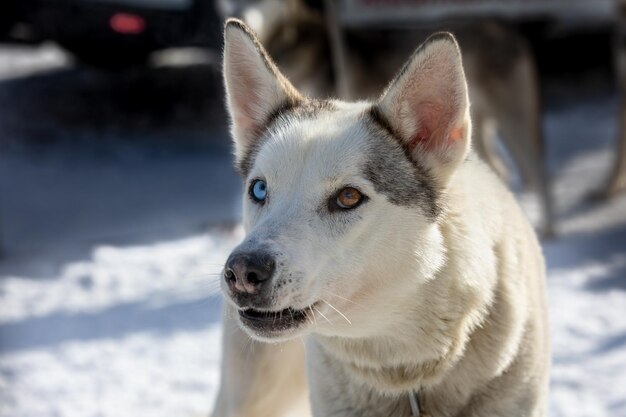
[[236, 303, 318, 342]]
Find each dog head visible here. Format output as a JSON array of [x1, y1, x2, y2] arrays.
[[222, 19, 471, 342]]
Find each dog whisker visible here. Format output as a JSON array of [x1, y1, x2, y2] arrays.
[[321, 290, 366, 309], [308, 306, 318, 326], [314, 306, 333, 325], [321, 299, 352, 325]]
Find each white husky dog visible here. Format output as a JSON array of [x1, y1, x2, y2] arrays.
[[213, 18, 550, 417]]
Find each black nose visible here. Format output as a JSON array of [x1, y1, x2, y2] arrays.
[[224, 251, 276, 294]]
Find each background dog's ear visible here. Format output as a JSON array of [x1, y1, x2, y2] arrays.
[[223, 18, 303, 167], [375, 33, 471, 185]]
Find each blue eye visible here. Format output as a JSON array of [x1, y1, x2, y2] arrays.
[[250, 179, 267, 203]]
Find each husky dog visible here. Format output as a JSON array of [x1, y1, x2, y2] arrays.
[[213, 19, 550, 417]]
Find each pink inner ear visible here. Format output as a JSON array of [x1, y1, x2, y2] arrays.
[[407, 102, 440, 152], [232, 71, 264, 136], [408, 126, 432, 152], [406, 101, 464, 153], [409, 125, 464, 153]]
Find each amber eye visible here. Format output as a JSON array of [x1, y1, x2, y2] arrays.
[[336, 187, 364, 209]]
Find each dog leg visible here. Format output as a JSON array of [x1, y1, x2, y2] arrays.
[[496, 51, 555, 237], [605, 15, 626, 197], [466, 24, 555, 236], [211, 306, 311, 417], [470, 100, 511, 183], [606, 106, 626, 196]]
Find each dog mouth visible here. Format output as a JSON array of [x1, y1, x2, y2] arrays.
[[238, 303, 318, 335]]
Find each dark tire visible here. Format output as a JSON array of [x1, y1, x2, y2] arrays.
[[65, 43, 152, 70]]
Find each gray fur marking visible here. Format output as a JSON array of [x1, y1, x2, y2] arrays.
[[364, 108, 441, 219]]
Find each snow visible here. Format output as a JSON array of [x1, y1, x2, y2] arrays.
[[1, 44, 626, 417], [0, 232, 239, 417]]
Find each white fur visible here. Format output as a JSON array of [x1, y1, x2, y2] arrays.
[[213, 20, 550, 417]]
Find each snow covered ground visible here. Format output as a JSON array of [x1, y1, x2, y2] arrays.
[[1, 44, 626, 417]]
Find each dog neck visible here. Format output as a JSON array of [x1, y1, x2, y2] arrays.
[[311, 239, 529, 417], [313, 319, 464, 395]]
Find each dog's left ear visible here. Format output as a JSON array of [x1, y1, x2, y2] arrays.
[[223, 18, 303, 168], [375, 33, 471, 185]]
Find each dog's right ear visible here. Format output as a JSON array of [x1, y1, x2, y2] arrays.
[[223, 18, 303, 167]]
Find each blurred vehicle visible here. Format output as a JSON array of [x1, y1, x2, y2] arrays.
[[334, 0, 614, 26], [0, 0, 222, 68]]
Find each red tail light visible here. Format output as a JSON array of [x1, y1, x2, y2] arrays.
[[110, 13, 146, 35]]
